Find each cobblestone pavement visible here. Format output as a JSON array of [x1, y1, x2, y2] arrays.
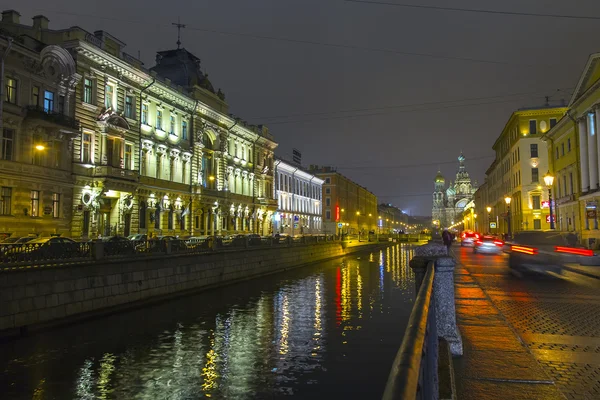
[[456, 246, 600, 400]]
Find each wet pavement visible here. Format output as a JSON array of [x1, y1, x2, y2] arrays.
[[453, 245, 600, 400], [0, 244, 416, 399]]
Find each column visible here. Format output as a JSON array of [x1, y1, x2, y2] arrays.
[[596, 108, 600, 189], [579, 118, 590, 192], [588, 113, 598, 190], [203, 208, 209, 235]]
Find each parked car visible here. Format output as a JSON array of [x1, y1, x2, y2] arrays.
[[185, 236, 211, 250], [473, 236, 504, 255], [102, 236, 135, 255], [10, 237, 85, 260], [460, 231, 480, 247], [246, 234, 262, 245], [509, 231, 599, 276], [156, 235, 186, 251]]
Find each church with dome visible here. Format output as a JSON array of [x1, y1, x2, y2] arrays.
[[432, 153, 478, 229]]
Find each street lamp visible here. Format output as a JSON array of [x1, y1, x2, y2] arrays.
[[486, 206, 491, 233], [544, 171, 555, 230], [504, 196, 512, 239]]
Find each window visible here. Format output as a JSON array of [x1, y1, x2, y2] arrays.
[[325, 177, 331, 184], [156, 110, 163, 130], [5, 77, 17, 104], [142, 104, 148, 124], [563, 175, 568, 196], [530, 144, 538, 158], [529, 120, 537, 135], [84, 78, 93, 104], [32, 86, 40, 106], [82, 132, 92, 164], [52, 193, 60, 218], [1, 128, 14, 161], [0, 187, 11, 215], [124, 143, 133, 170], [180, 215, 185, 231], [30, 190, 40, 217], [325, 210, 331, 220], [556, 146, 559, 159], [532, 195, 541, 210], [182, 121, 188, 140], [570, 172, 574, 194], [533, 219, 541, 230], [105, 84, 114, 109], [125, 95, 134, 118], [170, 115, 176, 135], [567, 138, 571, 152], [58, 95, 65, 114], [326, 197, 331, 206], [561, 143, 565, 156], [154, 209, 160, 229], [589, 113, 596, 136], [550, 118, 557, 128], [325, 187, 331, 194], [43, 90, 54, 112], [531, 167, 539, 183]]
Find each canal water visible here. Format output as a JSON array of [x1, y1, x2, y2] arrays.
[[0, 244, 417, 399]]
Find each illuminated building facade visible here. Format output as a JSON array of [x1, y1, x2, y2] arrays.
[[377, 203, 409, 233], [0, 10, 277, 239], [0, 12, 80, 238], [431, 153, 477, 229], [476, 106, 567, 235], [309, 166, 378, 236], [273, 158, 324, 236]]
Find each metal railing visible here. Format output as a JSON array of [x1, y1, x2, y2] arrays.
[[25, 105, 80, 130], [0, 235, 340, 269], [382, 261, 438, 400]]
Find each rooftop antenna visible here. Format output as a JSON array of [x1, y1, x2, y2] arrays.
[[172, 18, 186, 49], [544, 95, 550, 106]]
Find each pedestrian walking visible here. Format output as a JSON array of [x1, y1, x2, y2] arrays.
[[442, 229, 453, 255]]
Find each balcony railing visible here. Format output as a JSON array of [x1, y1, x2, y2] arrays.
[[26, 106, 80, 130], [93, 165, 139, 181]]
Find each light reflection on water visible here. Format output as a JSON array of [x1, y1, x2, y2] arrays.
[[0, 244, 417, 399]]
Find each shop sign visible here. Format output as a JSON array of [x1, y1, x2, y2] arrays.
[[586, 209, 597, 219], [338, 222, 343, 228], [541, 201, 549, 208], [489, 222, 497, 229], [546, 215, 555, 223]]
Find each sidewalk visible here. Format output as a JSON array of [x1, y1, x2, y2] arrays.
[[451, 258, 565, 399]]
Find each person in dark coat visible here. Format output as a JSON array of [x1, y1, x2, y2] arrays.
[[442, 229, 453, 255]]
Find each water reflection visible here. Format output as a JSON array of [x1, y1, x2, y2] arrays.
[[0, 244, 417, 400]]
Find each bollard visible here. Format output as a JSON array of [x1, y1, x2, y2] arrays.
[[410, 243, 463, 357]]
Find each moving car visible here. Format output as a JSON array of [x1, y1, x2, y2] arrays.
[[509, 231, 599, 276], [460, 231, 480, 247], [473, 236, 504, 255]]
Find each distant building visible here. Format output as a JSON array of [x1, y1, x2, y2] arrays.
[[273, 158, 323, 235], [432, 153, 477, 229], [377, 203, 408, 233], [309, 166, 378, 235]]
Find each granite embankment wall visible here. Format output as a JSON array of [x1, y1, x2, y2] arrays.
[[1, 241, 386, 338]]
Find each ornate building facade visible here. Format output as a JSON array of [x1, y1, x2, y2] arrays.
[[1, 10, 277, 240], [432, 154, 478, 229], [273, 158, 323, 236]]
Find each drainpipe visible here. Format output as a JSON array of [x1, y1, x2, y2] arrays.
[[0, 37, 14, 133], [138, 77, 156, 176]]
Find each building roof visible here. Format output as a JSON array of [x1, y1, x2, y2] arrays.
[[150, 48, 217, 95]]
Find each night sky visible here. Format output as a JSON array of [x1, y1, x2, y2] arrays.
[[6, 0, 600, 215]]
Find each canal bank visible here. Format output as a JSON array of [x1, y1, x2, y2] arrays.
[[0, 244, 417, 399], [1, 240, 392, 339]]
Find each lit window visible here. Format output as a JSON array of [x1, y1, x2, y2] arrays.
[[530, 144, 538, 158], [32, 86, 40, 107], [43, 90, 54, 113], [531, 167, 539, 183], [1, 128, 14, 161], [5, 77, 17, 104], [105, 84, 114, 109], [532, 195, 541, 209], [124, 143, 133, 170], [142, 104, 148, 125], [83, 78, 94, 104], [82, 132, 93, 164], [30, 190, 40, 217], [0, 187, 11, 215], [52, 193, 60, 218]]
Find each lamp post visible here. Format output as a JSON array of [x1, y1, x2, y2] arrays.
[[486, 206, 491, 234], [505, 196, 512, 239], [544, 171, 555, 230], [356, 211, 361, 241]]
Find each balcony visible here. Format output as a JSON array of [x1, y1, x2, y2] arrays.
[[25, 106, 80, 131], [74, 164, 139, 182]]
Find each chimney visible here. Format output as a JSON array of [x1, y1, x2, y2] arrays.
[[32, 15, 49, 30], [1, 10, 21, 24]]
